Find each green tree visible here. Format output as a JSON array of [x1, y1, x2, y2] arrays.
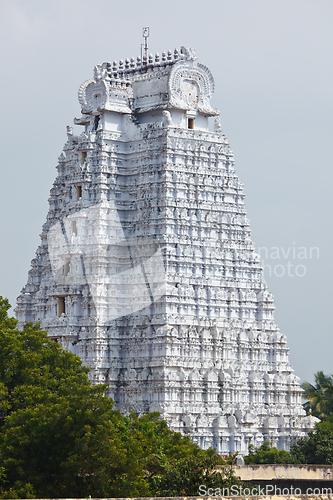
[[302, 371, 333, 420], [290, 419, 333, 465], [127, 414, 244, 495], [149, 448, 243, 496], [0, 297, 148, 498], [0, 297, 242, 498], [244, 441, 294, 465]]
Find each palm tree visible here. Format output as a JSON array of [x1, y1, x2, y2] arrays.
[[302, 371, 333, 420]]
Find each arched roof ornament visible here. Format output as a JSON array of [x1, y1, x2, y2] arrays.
[[168, 48, 219, 116], [78, 77, 108, 114]]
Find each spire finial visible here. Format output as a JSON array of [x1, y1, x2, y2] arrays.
[[141, 27, 149, 69]]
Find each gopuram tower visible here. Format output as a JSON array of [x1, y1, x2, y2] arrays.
[[16, 46, 316, 454]]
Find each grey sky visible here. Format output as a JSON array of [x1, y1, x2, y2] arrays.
[[1, 0, 332, 383]]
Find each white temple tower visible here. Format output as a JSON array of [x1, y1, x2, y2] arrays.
[[16, 46, 316, 454]]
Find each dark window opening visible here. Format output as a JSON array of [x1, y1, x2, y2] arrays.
[[57, 297, 65, 317], [188, 118, 194, 129], [94, 116, 100, 130], [81, 151, 87, 164], [76, 185, 82, 201]]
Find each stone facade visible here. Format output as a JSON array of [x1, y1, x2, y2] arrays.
[[15, 47, 317, 454]]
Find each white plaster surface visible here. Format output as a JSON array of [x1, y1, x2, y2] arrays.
[[16, 47, 317, 454]]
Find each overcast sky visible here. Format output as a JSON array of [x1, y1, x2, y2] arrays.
[[0, 0, 332, 383]]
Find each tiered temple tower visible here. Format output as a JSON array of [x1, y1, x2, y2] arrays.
[[16, 46, 316, 454]]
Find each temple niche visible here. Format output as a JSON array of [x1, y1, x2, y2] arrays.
[[16, 46, 317, 454]]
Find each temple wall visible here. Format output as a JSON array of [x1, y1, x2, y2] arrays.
[[221, 465, 333, 481]]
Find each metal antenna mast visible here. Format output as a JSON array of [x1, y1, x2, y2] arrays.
[[141, 27, 149, 68]]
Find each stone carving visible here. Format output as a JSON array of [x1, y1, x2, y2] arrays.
[[180, 46, 198, 61], [162, 110, 172, 127], [168, 59, 217, 115], [78, 78, 108, 113], [214, 117, 222, 133], [16, 46, 317, 455], [93, 64, 107, 81]]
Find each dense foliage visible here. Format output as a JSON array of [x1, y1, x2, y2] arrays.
[[150, 450, 241, 497], [245, 441, 294, 464], [246, 423, 333, 466], [290, 419, 333, 465], [0, 297, 242, 498]]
